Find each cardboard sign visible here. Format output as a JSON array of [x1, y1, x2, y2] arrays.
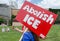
[[15, 1, 58, 38]]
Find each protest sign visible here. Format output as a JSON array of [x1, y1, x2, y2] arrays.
[[15, 1, 58, 38]]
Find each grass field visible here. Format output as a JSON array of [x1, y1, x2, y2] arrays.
[[0, 24, 60, 41]]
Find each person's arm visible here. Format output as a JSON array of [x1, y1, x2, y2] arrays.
[[14, 28, 23, 33], [12, 26, 24, 33]]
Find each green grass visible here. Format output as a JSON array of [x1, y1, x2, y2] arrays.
[[0, 24, 60, 41], [0, 26, 22, 41]]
